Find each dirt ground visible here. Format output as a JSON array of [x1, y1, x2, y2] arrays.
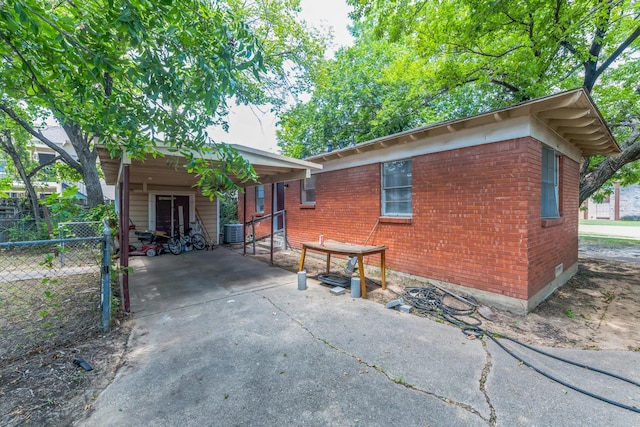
[[251, 246, 640, 352], [2, 245, 639, 426], [0, 318, 131, 427]]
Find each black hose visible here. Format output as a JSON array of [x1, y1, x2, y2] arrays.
[[402, 285, 640, 414], [484, 332, 640, 413]]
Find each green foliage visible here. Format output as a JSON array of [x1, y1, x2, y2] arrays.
[[0, 176, 10, 198], [0, 0, 326, 202], [219, 191, 239, 234], [43, 186, 84, 224], [280, 0, 640, 199], [82, 202, 117, 226], [278, 33, 428, 156], [52, 162, 84, 185]]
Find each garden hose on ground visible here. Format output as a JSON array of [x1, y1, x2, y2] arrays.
[[402, 285, 640, 414]]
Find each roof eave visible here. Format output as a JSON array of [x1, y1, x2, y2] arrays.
[[309, 88, 620, 163]]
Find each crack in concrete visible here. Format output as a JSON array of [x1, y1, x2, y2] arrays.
[[264, 295, 491, 424], [479, 340, 497, 426]]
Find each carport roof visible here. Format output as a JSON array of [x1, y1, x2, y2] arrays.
[[98, 144, 322, 189]]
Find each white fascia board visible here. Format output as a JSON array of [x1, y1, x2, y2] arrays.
[[256, 170, 310, 185], [318, 116, 532, 173], [230, 144, 322, 170], [154, 144, 322, 171]]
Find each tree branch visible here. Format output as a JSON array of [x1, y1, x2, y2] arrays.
[[595, 23, 640, 79], [452, 43, 526, 58], [27, 155, 62, 179], [490, 79, 522, 94], [0, 102, 82, 171]]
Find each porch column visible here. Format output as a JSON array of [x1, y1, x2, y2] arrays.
[[121, 162, 131, 314]]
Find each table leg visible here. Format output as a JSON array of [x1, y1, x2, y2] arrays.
[[381, 250, 386, 290], [326, 253, 331, 274], [298, 247, 307, 272], [357, 255, 366, 298]]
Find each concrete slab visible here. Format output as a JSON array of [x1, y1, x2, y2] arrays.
[[127, 247, 296, 317], [76, 248, 640, 426]]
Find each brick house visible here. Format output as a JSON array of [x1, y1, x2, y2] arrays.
[[582, 183, 640, 220], [240, 89, 620, 314]]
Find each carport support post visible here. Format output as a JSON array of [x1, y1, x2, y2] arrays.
[[121, 161, 131, 314], [100, 221, 111, 331], [270, 182, 275, 265]]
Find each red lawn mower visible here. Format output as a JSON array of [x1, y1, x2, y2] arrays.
[[129, 227, 169, 257]]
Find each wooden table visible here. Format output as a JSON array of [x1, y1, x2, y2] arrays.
[[298, 240, 386, 298]]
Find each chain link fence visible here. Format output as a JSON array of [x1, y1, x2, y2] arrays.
[[0, 223, 112, 368], [0, 218, 39, 243]]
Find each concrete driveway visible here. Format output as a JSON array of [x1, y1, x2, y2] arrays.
[[77, 248, 640, 426]]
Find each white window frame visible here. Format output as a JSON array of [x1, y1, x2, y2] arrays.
[[541, 146, 559, 218], [301, 176, 316, 205], [381, 159, 412, 217]]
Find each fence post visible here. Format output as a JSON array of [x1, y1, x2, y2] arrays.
[[100, 221, 112, 332], [58, 224, 65, 268]]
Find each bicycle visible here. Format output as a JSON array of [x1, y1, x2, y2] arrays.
[[167, 226, 207, 255]]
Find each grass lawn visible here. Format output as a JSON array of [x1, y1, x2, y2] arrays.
[[579, 219, 640, 226], [578, 235, 640, 247]]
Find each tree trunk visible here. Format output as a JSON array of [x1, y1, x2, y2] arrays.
[[579, 135, 640, 204], [0, 130, 42, 226], [61, 122, 105, 209]]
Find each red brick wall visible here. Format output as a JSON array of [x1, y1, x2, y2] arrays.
[[239, 185, 275, 240], [526, 144, 579, 298], [240, 138, 579, 302]]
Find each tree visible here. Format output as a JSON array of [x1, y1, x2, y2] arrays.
[[278, 28, 432, 157], [1, 0, 324, 208], [280, 0, 640, 203], [0, 123, 43, 225]]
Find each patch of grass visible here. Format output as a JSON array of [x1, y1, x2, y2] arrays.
[[566, 309, 575, 319], [578, 236, 640, 248], [579, 220, 640, 227], [392, 375, 407, 385]]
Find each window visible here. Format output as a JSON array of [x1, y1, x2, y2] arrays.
[[256, 185, 264, 213], [301, 176, 316, 204], [541, 146, 559, 218], [382, 160, 412, 216], [37, 152, 56, 181]]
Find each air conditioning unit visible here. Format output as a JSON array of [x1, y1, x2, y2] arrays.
[[224, 224, 243, 244]]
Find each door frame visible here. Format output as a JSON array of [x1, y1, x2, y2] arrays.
[[148, 191, 196, 232]]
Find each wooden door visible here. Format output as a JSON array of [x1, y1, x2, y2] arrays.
[[156, 195, 190, 236]]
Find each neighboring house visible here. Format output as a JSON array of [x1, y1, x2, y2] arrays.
[[582, 183, 640, 220], [240, 89, 620, 314], [1, 126, 115, 202]]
